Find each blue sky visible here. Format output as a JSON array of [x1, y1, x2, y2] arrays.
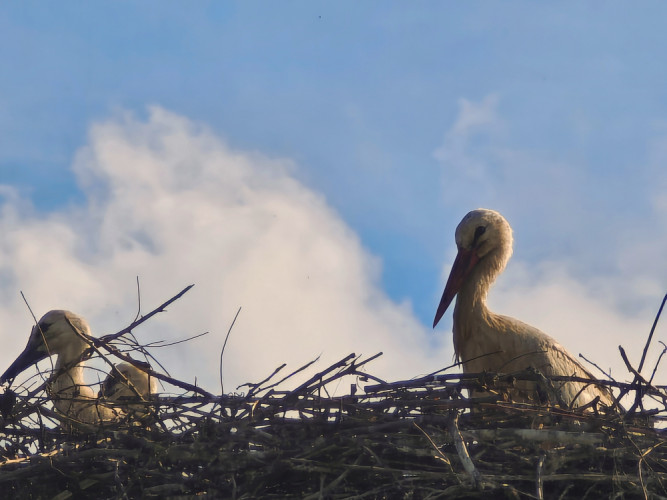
[[1, 3, 666, 392]]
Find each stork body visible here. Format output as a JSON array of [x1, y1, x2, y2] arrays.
[[1, 310, 154, 425], [100, 361, 157, 415], [433, 209, 612, 407]]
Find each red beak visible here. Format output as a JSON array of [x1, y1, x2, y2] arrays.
[[433, 247, 479, 328]]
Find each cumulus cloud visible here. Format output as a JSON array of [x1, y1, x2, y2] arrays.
[[0, 107, 451, 394], [433, 94, 504, 183], [434, 95, 667, 385]]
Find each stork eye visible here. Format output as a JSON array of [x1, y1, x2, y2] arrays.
[[473, 225, 486, 242]]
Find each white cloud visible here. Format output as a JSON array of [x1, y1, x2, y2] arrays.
[[4, 99, 666, 406], [0, 107, 451, 395], [433, 94, 503, 182]]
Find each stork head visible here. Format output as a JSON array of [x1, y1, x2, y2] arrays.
[[1, 310, 92, 384], [99, 360, 156, 400], [433, 209, 513, 328]]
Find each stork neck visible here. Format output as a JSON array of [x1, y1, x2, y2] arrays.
[[450, 257, 499, 360], [52, 343, 88, 391], [453, 276, 490, 324], [52, 364, 86, 393], [453, 246, 508, 320], [458, 266, 491, 311]]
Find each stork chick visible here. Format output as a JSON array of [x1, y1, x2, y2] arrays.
[[99, 361, 157, 416], [433, 209, 613, 407], [1, 310, 155, 425]]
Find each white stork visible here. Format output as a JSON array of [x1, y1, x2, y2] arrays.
[[433, 209, 613, 407], [99, 361, 157, 415], [1, 310, 156, 424]]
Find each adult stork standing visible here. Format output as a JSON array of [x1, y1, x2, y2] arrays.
[[433, 209, 612, 407], [1, 310, 156, 425]]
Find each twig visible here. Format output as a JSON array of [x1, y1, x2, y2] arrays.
[[19, 291, 55, 374], [237, 363, 287, 395], [620, 346, 653, 416], [19, 291, 39, 326], [447, 411, 481, 488], [133, 276, 142, 323], [649, 341, 667, 385], [638, 293, 667, 373], [220, 306, 242, 395], [287, 353, 357, 397], [97, 342, 214, 399], [536, 452, 546, 500], [302, 455, 362, 500], [312, 353, 383, 393], [143, 332, 209, 349], [414, 421, 455, 472], [579, 353, 615, 381], [247, 356, 320, 396], [95, 284, 195, 345]]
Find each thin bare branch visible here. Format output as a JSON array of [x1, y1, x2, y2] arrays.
[[638, 293, 667, 373], [220, 306, 241, 395], [96, 284, 195, 345]]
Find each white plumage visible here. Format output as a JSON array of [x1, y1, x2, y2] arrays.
[[99, 361, 157, 414], [433, 209, 612, 407], [1, 310, 155, 424]]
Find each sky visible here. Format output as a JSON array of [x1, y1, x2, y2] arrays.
[[1, 2, 667, 396]]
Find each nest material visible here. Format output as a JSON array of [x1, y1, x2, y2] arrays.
[[1, 290, 667, 499], [1, 351, 667, 500]]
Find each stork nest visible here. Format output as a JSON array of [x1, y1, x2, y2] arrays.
[[1, 289, 667, 500]]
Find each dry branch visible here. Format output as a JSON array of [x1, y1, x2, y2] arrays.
[[1, 289, 667, 498]]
